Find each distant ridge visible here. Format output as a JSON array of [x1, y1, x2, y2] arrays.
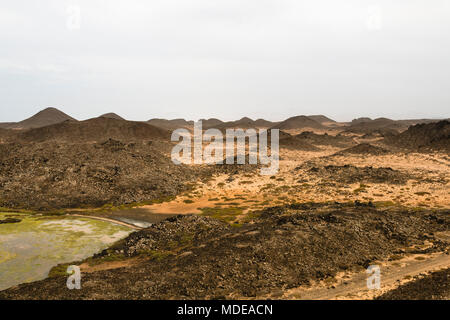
[[254, 118, 277, 127], [294, 131, 355, 147], [16, 117, 169, 143], [147, 118, 194, 130], [278, 131, 320, 151], [100, 113, 125, 120], [271, 115, 325, 130], [346, 117, 443, 134], [1, 108, 446, 134], [384, 120, 450, 152], [210, 117, 275, 130], [351, 117, 372, 125], [346, 117, 400, 133], [308, 115, 336, 124], [0, 107, 76, 130], [200, 118, 224, 129]]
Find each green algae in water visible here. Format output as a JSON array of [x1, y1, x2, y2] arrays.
[[0, 212, 132, 291]]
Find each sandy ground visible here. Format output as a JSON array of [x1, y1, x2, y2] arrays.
[[137, 146, 449, 217]]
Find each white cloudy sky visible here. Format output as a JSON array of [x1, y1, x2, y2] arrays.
[[0, 0, 449, 122]]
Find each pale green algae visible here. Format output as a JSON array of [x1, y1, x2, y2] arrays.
[[0, 212, 132, 290]]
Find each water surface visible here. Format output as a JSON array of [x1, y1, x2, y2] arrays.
[[0, 212, 132, 291]]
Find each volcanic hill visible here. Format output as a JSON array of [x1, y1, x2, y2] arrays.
[[0, 107, 76, 130]]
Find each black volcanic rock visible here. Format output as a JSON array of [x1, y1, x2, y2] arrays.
[[347, 117, 444, 135], [335, 143, 389, 156], [294, 131, 355, 147], [384, 120, 450, 152], [15, 117, 170, 143], [0, 140, 196, 210]]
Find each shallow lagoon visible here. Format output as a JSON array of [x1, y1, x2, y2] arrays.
[[0, 212, 132, 290]]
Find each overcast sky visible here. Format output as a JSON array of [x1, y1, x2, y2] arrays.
[[1, 0, 449, 122]]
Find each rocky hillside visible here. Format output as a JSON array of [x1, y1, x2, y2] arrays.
[[200, 118, 224, 129], [294, 131, 355, 148], [0, 140, 195, 210], [271, 116, 325, 130], [12, 117, 170, 143], [147, 118, 194, 131], [100, 113, 125, 120], [384, 120, 450, 152], [0, 107, 76, 129], [346, 117, 444, 134]]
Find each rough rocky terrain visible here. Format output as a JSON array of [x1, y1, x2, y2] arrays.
[[0, 137, 256, 210], [212, 117, 276, 130], [334, 143, 390, 156], [376, 268, 449, 300], [346, 117, 404, 133], [0, 140, 195, 210], [384, 120, 450, 152], [303, 164, 412, 185], [279, 134, 319, 151], [0, 128, 12, 142], [0, 203, 448, 299]]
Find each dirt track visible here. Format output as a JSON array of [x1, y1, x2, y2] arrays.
[[282, 252, 450, 300]]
